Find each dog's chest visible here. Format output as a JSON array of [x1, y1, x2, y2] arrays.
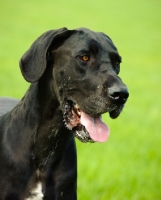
[[26, 183, 43, 200]]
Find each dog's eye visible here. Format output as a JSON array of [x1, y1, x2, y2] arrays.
[[79, 55, 90, 62], [116, 61, 120, 66]]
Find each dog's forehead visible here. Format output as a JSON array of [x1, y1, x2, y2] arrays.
[[64, 28, 117, 52]]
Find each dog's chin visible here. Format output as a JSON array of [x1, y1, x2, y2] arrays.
[[109, 105, 124, 119], [63, 100, 110, 143]]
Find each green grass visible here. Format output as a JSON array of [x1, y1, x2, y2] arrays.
[[0, 0, 161, 199]]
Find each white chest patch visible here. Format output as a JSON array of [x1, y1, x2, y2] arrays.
[[26, 183, 43, 200]]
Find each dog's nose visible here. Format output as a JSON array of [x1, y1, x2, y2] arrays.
[[108, 85, 129, 104]]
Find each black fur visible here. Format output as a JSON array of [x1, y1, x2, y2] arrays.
[[0, 28, 129, 199]]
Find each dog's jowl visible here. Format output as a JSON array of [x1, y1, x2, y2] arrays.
[[0, 28, 129, 199]]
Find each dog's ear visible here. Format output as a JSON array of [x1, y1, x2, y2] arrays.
[[19, 28, 75, 83]]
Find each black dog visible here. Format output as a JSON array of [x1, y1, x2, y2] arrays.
[[0, 28, 129, 199]]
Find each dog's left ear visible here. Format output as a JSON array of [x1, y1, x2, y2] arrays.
[[19, 28, 75, 83]]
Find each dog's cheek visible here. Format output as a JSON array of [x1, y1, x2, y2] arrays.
[[51, 68, 64, 100], [73, 63, 86, 76], [52, 66, 73, 100]]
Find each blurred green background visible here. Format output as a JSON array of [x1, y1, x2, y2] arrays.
[[0, 0, 161, 199]]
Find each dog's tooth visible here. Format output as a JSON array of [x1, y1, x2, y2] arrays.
[[77, 111, 81, 116], [73, 104, 79, 110], [75, 105, 79, 109]]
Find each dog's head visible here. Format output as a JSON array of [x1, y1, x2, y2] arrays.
[[20, 28, 129, 143]]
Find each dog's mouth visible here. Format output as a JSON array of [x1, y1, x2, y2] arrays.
[[63, 100, 110, 143]]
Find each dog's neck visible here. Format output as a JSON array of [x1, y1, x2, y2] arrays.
[[5, 74, 73, 169], [20, 64, 62, 127]]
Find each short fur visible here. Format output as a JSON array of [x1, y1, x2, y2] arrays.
[[0, 28, 128, 199]]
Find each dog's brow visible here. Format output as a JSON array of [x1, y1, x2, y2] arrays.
[[76, 49, 90, 55], [76, 41, 100, 55], [109, 52, 122, 62], [88, 39, 99, 46]]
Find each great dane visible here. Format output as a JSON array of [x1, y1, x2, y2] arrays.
[[0, 28, 129, 199]]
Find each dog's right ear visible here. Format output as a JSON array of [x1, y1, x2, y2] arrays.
[[19, 28, 75, 83]]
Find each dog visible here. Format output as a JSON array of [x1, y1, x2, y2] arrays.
[[0, 27, 129, 199]]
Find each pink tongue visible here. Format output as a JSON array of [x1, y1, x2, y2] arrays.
[[80, 112, 110, 142]]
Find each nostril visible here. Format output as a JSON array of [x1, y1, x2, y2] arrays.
[[124, 92, 129, 101], [109, 89, 129, 104], [110, 92, 120, 100], [121, 92, 129, 103]]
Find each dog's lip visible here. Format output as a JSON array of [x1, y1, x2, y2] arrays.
[[109, 105, 124, 119]]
